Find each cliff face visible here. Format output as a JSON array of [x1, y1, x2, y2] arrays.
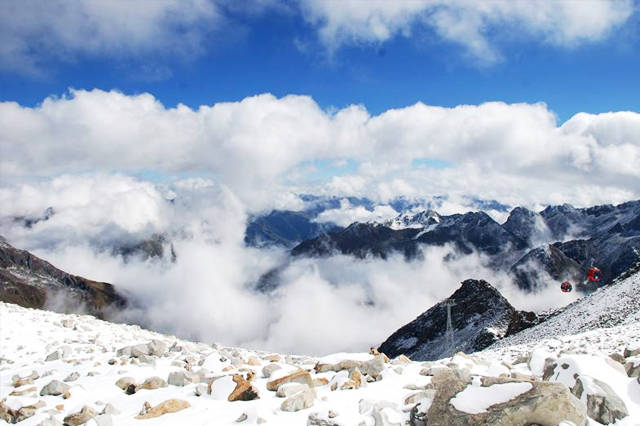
[[0, 237, 126, 318]]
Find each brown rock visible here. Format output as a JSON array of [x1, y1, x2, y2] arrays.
[[609, 353, 625, 364], [115, 376, 136, 390], [10, 386, 36, 396], [313, 377, 329, 387], [135, 399, 190, 419], [247, 356, 261, 366], [340, 368, 363, 390], [625, 360, 640, 377], [315, 360, 361, 373], [63, 406, 97, 426], [136, 376, 167, 392], [228, 374, 260, 402], [267, 369, 314, 391], [392, 354, 412, 365]]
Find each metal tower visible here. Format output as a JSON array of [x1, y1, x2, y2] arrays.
[[444, 299, 456, 351]]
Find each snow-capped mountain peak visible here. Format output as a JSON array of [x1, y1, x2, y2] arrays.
[[384, 209, 441, 230]]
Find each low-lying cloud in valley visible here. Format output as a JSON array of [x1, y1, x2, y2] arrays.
[[0, 174, 582, 355]]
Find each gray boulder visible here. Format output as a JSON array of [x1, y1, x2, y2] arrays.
[[168, 370, 196, 387], [262, 363, 282, 378], [572, 376, 628, 424], [426, 372, 586, 426], [64, 372, 80, 382], [40, 379, 70, 396], [359, 355, 386, 380], [625, 359, 640, 377]]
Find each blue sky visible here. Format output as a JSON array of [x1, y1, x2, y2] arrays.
[[1, 1, 639, 123], [1, 0, 640, 211]]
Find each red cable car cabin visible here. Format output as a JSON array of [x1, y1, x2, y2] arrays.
[[561, 281, 572, 293], [587, 267, 601, 282]]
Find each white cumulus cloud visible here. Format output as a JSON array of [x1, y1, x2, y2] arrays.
[[299, 0, 635, 63]]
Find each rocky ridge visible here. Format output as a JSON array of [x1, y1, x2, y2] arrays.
[[289, 200, 640, 292]]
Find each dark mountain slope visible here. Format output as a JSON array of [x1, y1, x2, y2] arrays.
[[378, 279, 538, 361], [0, 237, 126, 318]]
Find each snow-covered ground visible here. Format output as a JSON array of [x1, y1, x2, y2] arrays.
[[491, 262, 640, 348], [1, 299, 639, 426]]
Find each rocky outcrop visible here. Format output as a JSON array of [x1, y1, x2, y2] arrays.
[[378, 279, 538, 360]]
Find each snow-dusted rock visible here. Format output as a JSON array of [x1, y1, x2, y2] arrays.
[[267, 369, 314, 391], [168, 370, 197, 386], [137, 376, 167, 391], [40, 379, 70, 396], [359, 355, 386, 380], [359, 399, 402, 426], [101, 403, 120, 415], [64, 371, 80, 382], [228, 374, 260, 402], [315, 359, 362, 373], [572, 376, 629, 424], [276, 382, 310, 398], [0, 400, 45, 423], [64, 406, 97, 426], [624, 347, 640, 358], [135, 399, 190, 419], [429, 377, 586, 426], [625, 359, 640, 377], [45, 350, 61, 361], [280, 385, 315, 412], [194, 383, 208, 396], [262, 363, 281, 378], [307, 411, 341, 425]]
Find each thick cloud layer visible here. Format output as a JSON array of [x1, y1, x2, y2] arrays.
[[1, 90, 639, 211]]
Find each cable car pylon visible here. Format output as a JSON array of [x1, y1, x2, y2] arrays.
[[444, 298, 456, 351]]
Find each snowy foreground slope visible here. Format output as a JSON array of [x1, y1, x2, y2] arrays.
[[1, 301, 639, 426], [490, 261, 640, 349]]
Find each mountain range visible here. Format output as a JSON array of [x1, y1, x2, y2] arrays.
[[287, 200, 640, 292]]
